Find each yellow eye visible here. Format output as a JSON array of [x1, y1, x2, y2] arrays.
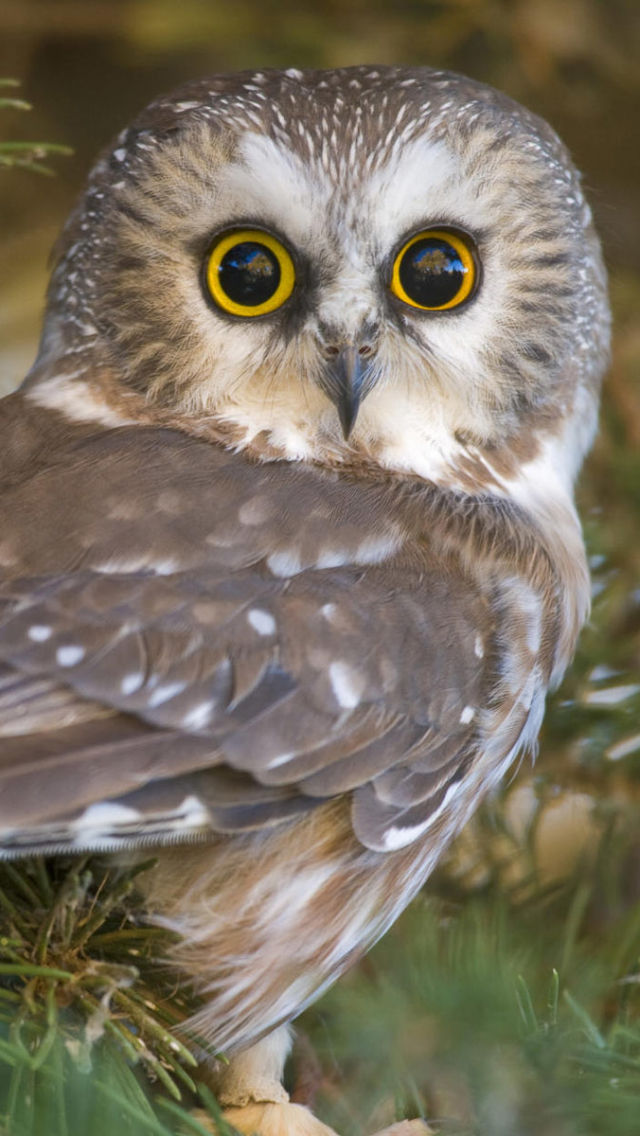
[[205, 229, 295, 317], [390, 229, 477, 312]]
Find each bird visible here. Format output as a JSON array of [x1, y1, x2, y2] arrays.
[[0, 64, 609, 1135]]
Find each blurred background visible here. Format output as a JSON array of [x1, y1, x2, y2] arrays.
[[1, 0, 639, 388], [1, 1, 640, 1133]]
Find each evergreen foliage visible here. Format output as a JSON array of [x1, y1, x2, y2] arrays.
[[0, 81, 71, 176], [0, 856, 233, 1135]]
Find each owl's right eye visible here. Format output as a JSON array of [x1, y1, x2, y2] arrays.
[[205, 229, 296, 317]]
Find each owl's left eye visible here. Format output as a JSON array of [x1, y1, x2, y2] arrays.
[[205, 229, 296, 317], [390, 229, 478, 312]]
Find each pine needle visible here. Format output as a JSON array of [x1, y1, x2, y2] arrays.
[[0, 857, 217, 1136]]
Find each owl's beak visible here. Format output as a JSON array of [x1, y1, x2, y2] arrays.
[[323, 344, 374, 440]]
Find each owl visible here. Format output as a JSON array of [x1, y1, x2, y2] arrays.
[[0, 65, 609, 1136]]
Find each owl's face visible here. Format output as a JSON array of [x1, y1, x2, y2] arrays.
[[34, 66, 609, 495]]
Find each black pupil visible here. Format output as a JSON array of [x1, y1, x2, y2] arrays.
[[399, 237, 468, 308], [218, 241, 281, 307]]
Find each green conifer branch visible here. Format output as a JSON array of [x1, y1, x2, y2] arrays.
[[0, 79, 72, 175]]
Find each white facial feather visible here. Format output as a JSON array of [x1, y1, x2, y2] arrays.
[[160, 139, 466, 467], [30, 68, 608, 540], [228, 133, 331, 249]]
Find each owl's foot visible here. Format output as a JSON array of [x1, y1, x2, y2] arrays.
[[220, 1107, 435, 1136], [222, 1100, 339, 1136], [371, 1122, 435, 1136], [189, 1104, 434, 1136]]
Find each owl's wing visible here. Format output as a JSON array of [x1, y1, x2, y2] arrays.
[[0, 409, 532, 853]]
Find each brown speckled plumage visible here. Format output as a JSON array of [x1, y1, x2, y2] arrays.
[[0, 64, 609, 1129]]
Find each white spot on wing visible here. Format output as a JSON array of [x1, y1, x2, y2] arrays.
[[460, 705, 476, 724], [28, 625, 52, 642], [382, 782, 462, 850], [74, 802, 141, 832], [355, 532, 402, 564], [247, 609, 276, 636], [148, 681, 187, 707], [56, 645, 85, 667], [176, 795, 211, 827], [121, 672, 144, 695], [151, 558, 180, 576], [474, 634, 484, 659], [315, 549, 348, 569], [182, 701, 215, 730], [267, 550, 302, 578], [329, 661, 364, 709], [238, 496, 270, 525], [266, 751, 294, 770]]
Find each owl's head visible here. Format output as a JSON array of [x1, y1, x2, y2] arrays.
[[29, 65, 609, 495]]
